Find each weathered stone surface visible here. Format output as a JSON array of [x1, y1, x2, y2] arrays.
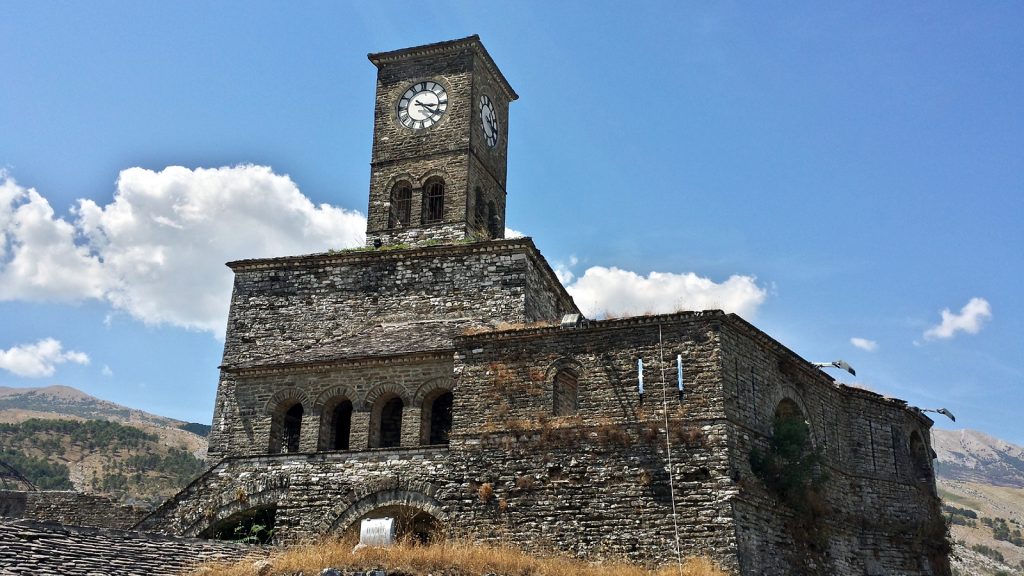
[[0, 490, 148, 529], [0, 519, 257, 575]]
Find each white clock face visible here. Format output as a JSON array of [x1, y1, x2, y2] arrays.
[[398, 81, 448, 130], [479, 94, 498, 147]]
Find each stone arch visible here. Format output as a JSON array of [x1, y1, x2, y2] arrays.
[[264, 387, 312, 416], [547, 358, 584, 417], [315, 386, 356, 451], [363, 382, 411, 409], [184, 483, 289, 539], [415, 168, 451, 189], [365, 382, 410, 449], [326, 489, 447, 542], [266, 388, 311, 454], [764, 384, 816, 445]]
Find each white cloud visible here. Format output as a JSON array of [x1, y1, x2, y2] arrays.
[[0, 176, 108, 300], [504, 226, 525, 239], [0, 338, 90, 378], [0, 167, 366, 334], [553, 255, 579, 285], [564, 266, 767, 319], [923, 297, 992, 341], [850, 337, 878, 352], [101, 365, 113, 377]]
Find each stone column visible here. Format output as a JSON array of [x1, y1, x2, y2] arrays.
[[351, 410, 372, 449], [402, 406, 422, 447]]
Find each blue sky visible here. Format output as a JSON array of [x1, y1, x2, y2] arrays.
[[1, 3, 1021, 443]]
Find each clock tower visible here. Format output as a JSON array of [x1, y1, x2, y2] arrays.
[[365, 36, 517, 247]]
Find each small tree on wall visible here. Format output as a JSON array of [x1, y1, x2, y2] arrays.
[[750, 401, 831, 563]]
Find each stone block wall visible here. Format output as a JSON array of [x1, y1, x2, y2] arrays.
[[0, 490, 148, 529], [209, 240, 577, 460], [718, 318, 949, 575]]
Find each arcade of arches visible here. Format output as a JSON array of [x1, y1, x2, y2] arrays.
[[269, 390, 454, 454]]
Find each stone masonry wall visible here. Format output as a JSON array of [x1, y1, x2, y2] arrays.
[[209, 240, 577, 460], [0, 519, 258, 575], [718, 318, 950, 576], [0, 490, 148, 529], [222, 355, 452, 458]]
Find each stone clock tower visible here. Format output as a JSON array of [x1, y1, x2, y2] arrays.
[[365, 35, 517, 247]]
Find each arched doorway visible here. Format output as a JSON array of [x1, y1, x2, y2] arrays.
[[319, 398, 353, 451]]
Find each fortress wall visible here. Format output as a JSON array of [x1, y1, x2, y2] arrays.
[[718, 320, 950, 576], [451, 313, 728, 435], [137, 438, 739, 569], [0, 490, 148, 530]]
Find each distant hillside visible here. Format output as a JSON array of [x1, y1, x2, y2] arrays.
[[0, 385, 211, 508], [932, 430, 1024, 575], [933, 429, 1024, 488]]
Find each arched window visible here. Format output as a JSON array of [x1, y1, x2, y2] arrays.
[[422, 178, 444, 224], [909, 430, 932, 482], [373, 394, 404, 448], [279, 403, 303, 453], [421, 390, 453, 445], [389, 182, 412, 229], [552, 369, 579, 416], [319, 398, 353, 451]]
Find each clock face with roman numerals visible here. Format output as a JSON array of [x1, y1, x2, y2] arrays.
[[479, 94, 498, 147], [397, 81, 448, 130]]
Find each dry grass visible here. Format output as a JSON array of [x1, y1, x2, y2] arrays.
[[191, 536, 729, 576]]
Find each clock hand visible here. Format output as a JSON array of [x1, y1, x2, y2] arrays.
[[415, 100, 438, 110]]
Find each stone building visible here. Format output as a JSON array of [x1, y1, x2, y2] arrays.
[[139, 36, 950, 575]]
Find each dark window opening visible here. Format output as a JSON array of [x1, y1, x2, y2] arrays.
[[423, 179, 444, 224], [389, 183, 412, 228], [330, 400, 352, 451], [427, 391, 453, 445], [283, 403, 303, 453], [553, 369, 578, 416], [487, 201, 501, 239], [474, 187, 486, 230], [379, 396, 404, 448]]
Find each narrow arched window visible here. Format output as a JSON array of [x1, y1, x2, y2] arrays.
[[331, 400, 352, 450], [553, 369, 578, 416], [378, 397, 405, 446], [487, 201, 501, 239], [282, 403, 303, 453], [422, 178, 444, 224], [422, 390, 453, 445], [474, 187, 486, 230], [390, 183, 412, 228]]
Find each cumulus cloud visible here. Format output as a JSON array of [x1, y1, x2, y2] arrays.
[[564, 266, 767, 319], [0, 167, 366, 333], [850, 337, 878, 352], [923, 297, 992, 340], [504, 226, 525, 239], [0, 338, 89, 378]]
